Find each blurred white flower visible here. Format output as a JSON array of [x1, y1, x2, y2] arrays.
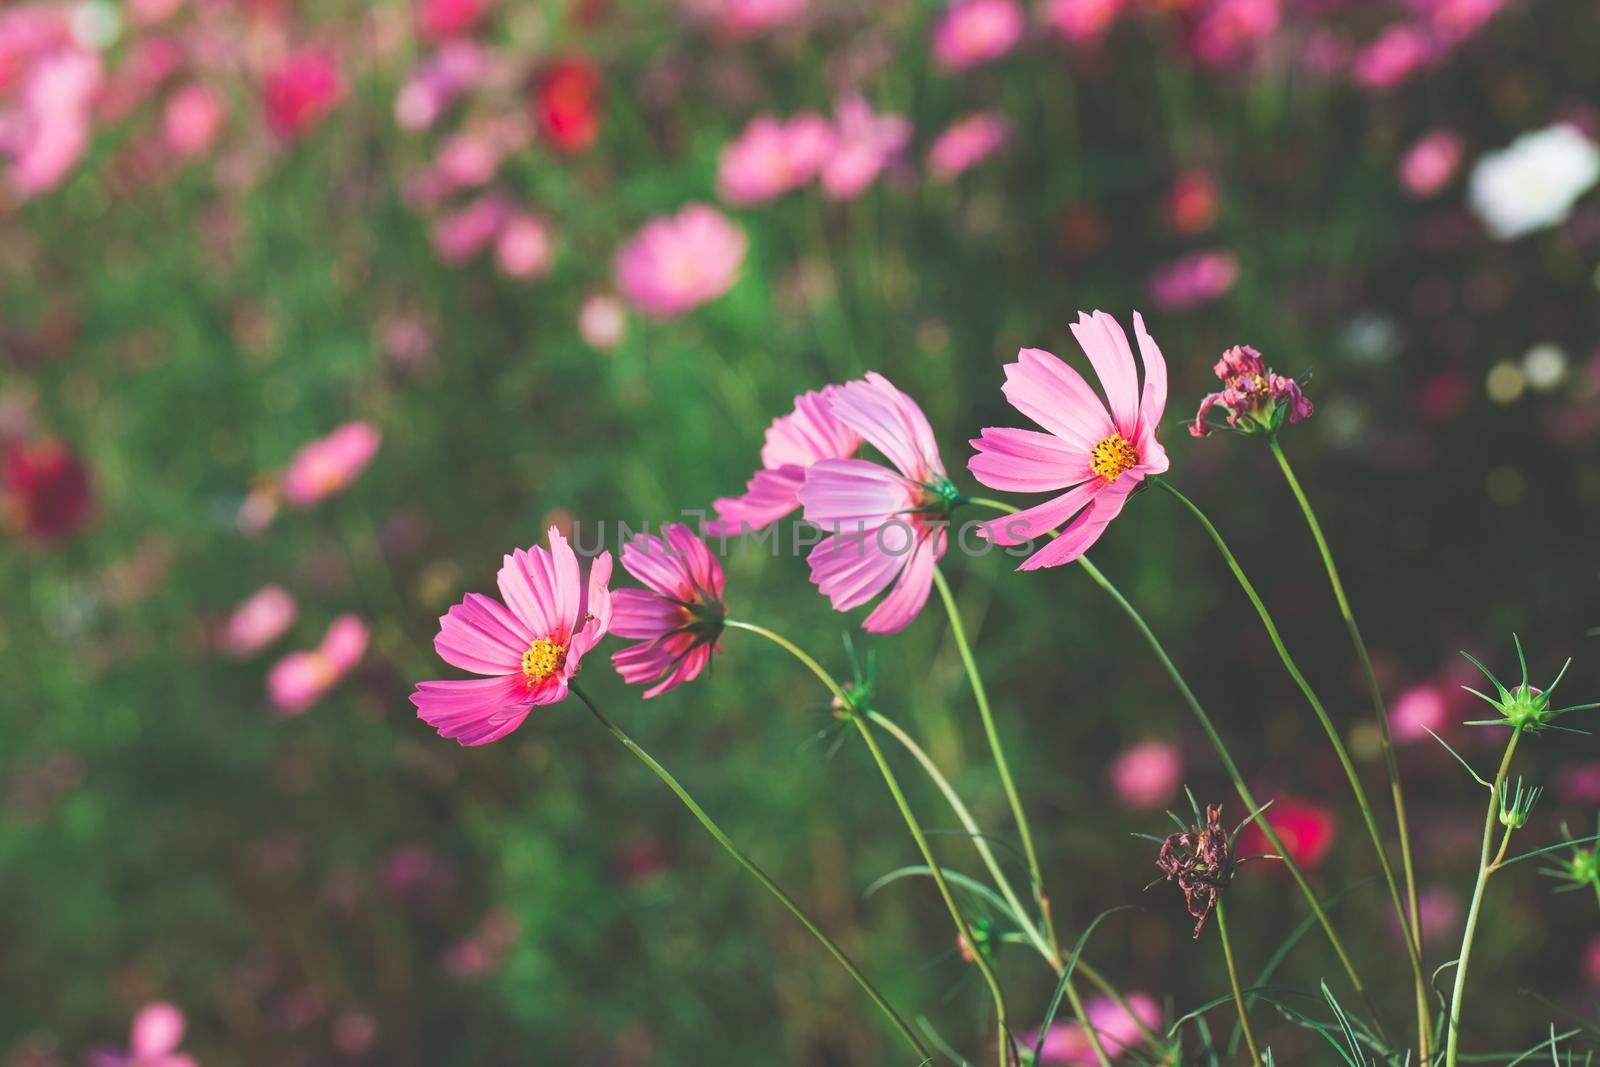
[[1468, 123, 1600, 239]]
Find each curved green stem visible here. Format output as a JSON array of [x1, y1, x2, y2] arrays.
[[1216, 899, 1264, 1067], [1150, 477, 1423, 1028], [726, 620, 1012, 1067], [568, 685, 931, 1063], [964, 496, 1381, 1034], [1443, 727, 1522, 1067], [1268, 437, 1432, 1063]]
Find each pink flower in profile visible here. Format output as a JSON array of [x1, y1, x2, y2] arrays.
[[1400, 128, 1463, 197], [282, 422, 381, 508], [262, 48, 345, 140], [927, 112, 1009, 181], [708, 387, 862, 536], [614, 203, 747, 318], [1044, 0, 1128, 46], [1187, 0, 1279, 67], [1350, 24, 1434, 89], [1189, 344, 1313, 437], [1147, 250, 1239, 311], [163, 84, 225, 157], [221, 585, 297, 657], [932, 0, 1025, 72], [1109, 740, 1182, 809], [716, 113, 835, 205], [968, 310, 1169, 571], [268, 615, 369, 716], [820, 96, 911, 201], [1029, 993, 1161, 1064], [495, 213, 554, 279], [799, 374, 952, 634], [91, 1001, 196, 1067], [612, 524, 727, 697], [411, 527, 613, 744]]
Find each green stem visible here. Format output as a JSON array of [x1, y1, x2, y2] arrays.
[[568, 685, 931, 1063], [964, 497, 1379, 1031], [1444, 727, 1522, 1067], [726, 620, 1012, 1067], [1150, 477, 1423, 1025], [1268, 437, 1432, 1064], [1217, 899, 1263, 1067]]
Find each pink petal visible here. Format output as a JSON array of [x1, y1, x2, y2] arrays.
[[497, 544, 561, 636], [568, 549, 613, 662], [968, 426, 1092, 493], [620, 530, 684, 597], [798, 458, 915, 527], [760, 387, 861, 469], [1002, 348, 1116, 451], [979, 481, 1099, 545], [827, 372, 943, 480], [1016, 479, 1135, 570], [1070, 310, 1141, 437], [546, 526, 584, 638], [610, 588, 682, 641], [862, 526, 945, 633], [664, 523, 724, 598], [708, 465, 807, 534], [807, 526, 908, 612], [411, 675, 531, 745], [1132, 310, 1168, 432], [435, 595, 528, 674]]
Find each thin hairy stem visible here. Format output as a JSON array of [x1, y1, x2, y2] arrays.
[[1216, 899, 1264, 1067], [1444, 727, 1522, 1067], [569, 684, 931, 1062], [1268, 436, 1432, 1063]]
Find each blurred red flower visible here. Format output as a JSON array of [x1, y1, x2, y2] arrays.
[[532, 57, 602, 153], [1239, 796, 1338, 870], [419, 0, 488, 41], [4, 438, 93, 542], [261, 49, 344, 140]]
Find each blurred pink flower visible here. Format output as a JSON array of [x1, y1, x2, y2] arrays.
[[799, 374, 950, 634], [432, 193, 513, 263], [269, 615, 369, 716], [969, 311, 1169, 570], [1146, 249, 1238, 310], [1390, 682, 1450, 742], [612, 524, 726, 697], [282, 422, 381, 508], [1400, 128, 1464, 197], [395, 42, 486, 131], [91, 1001, 196, 1067], [1028, 992, 1161, 1063], [411, 527, 613, 744], [927, 111, 1009, 181], [0, 10, 102, 198], [614, 203, 747, 318], [1187, 0, 1279, 67], [933, 0, 1025, 72], [163, 84, 225, 157], [820, 96, 910, 200], [1108, 740, 1182, 808], [578, 292, 627, 351], [1239, 796, 1337, 870], [495, 213, 554, 279], [1392, 886, 1460, 948], [716, 113, 834, 205], [221, 585, 297, 657], [1350, 24, 1434, 89], [1165, 169, 1219, 234], [433, 130, 504, 192], [419, 0, 488, 41], [1557, 762, 1600, 805], [262, 48, 344, 140], [708, 386, 862, 535], [1044, 0, 1128, 46], [1417, 0, 1505, 42], [683, 0, 809, 37]]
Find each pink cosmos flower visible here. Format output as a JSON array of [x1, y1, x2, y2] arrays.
[[495, 213, 554, 279], [708, 386, 862, 536], [268, 615, 369, 716], [798, 373, 952, 634], [221, 584, 297, 657], [820, 96, 911, 201], [163, 84, 225, 157], [1147, 250, 1239, 311], [611, 524, 727, 697], [1028, 993, 1161, 1064], [282, 422, 381, 508], [262, 48, 345, 140], [968, 310, 1169, 571], [614, 203, 747, 318], [716, 113, 835, 205], [411, 527, 613, 744], [91, 1002, 196, 1067], [1186, 0, 1279, 67], [1239, 796, 1337, 871], [1108, 740, 1182, 809], [1044, 0, 1128, 46], [932, 0, 1025, 72], [578, 292, 627, 351], [1350, 24, 1434, 89], [1189, 344, 1313, 437], [927, 111, 1009, 182], [1399, 128, 1463, 197]]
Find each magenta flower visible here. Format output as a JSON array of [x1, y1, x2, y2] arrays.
[[1147, 249, 1239, 311], [268, 615, 369, 716], [1350, 23, 1435, 90], [221, 585, 297, 657], [927, 111, 1010, 182], [799, 373, 952, 634], [969, 310, 1169, 571], [1400, 128, 1464, 197], [1108, 740, 1182, 809], [1189, 344, 1313, 437], [411, 527, 613, 745], [932, 0, 1025, 72], [1028, 993, 1161, 1063], [431, 193, 513, 264], [282, 421, 381, 508], [614, 203, 748, 318], [717, 113, 835, 205], [261, 48, 345, 140], [708, 387, 862, 535], [611, 524, 727, 697], [1186, 0, 1280, 67], [1044, 0, 1128, 46], [91, 1002, 196, 1067], [820, 96, 911, 201]]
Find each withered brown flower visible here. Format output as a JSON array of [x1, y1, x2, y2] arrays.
[[1154, 802, 1237, 938]]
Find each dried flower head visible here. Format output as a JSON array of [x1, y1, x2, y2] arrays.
[[1151, 799, 1240, 937], [1189, 344, 1313, 438]]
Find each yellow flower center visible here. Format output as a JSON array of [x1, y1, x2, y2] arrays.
[[522, 638, 567, 684], [1089, 433, 1139, 481]]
